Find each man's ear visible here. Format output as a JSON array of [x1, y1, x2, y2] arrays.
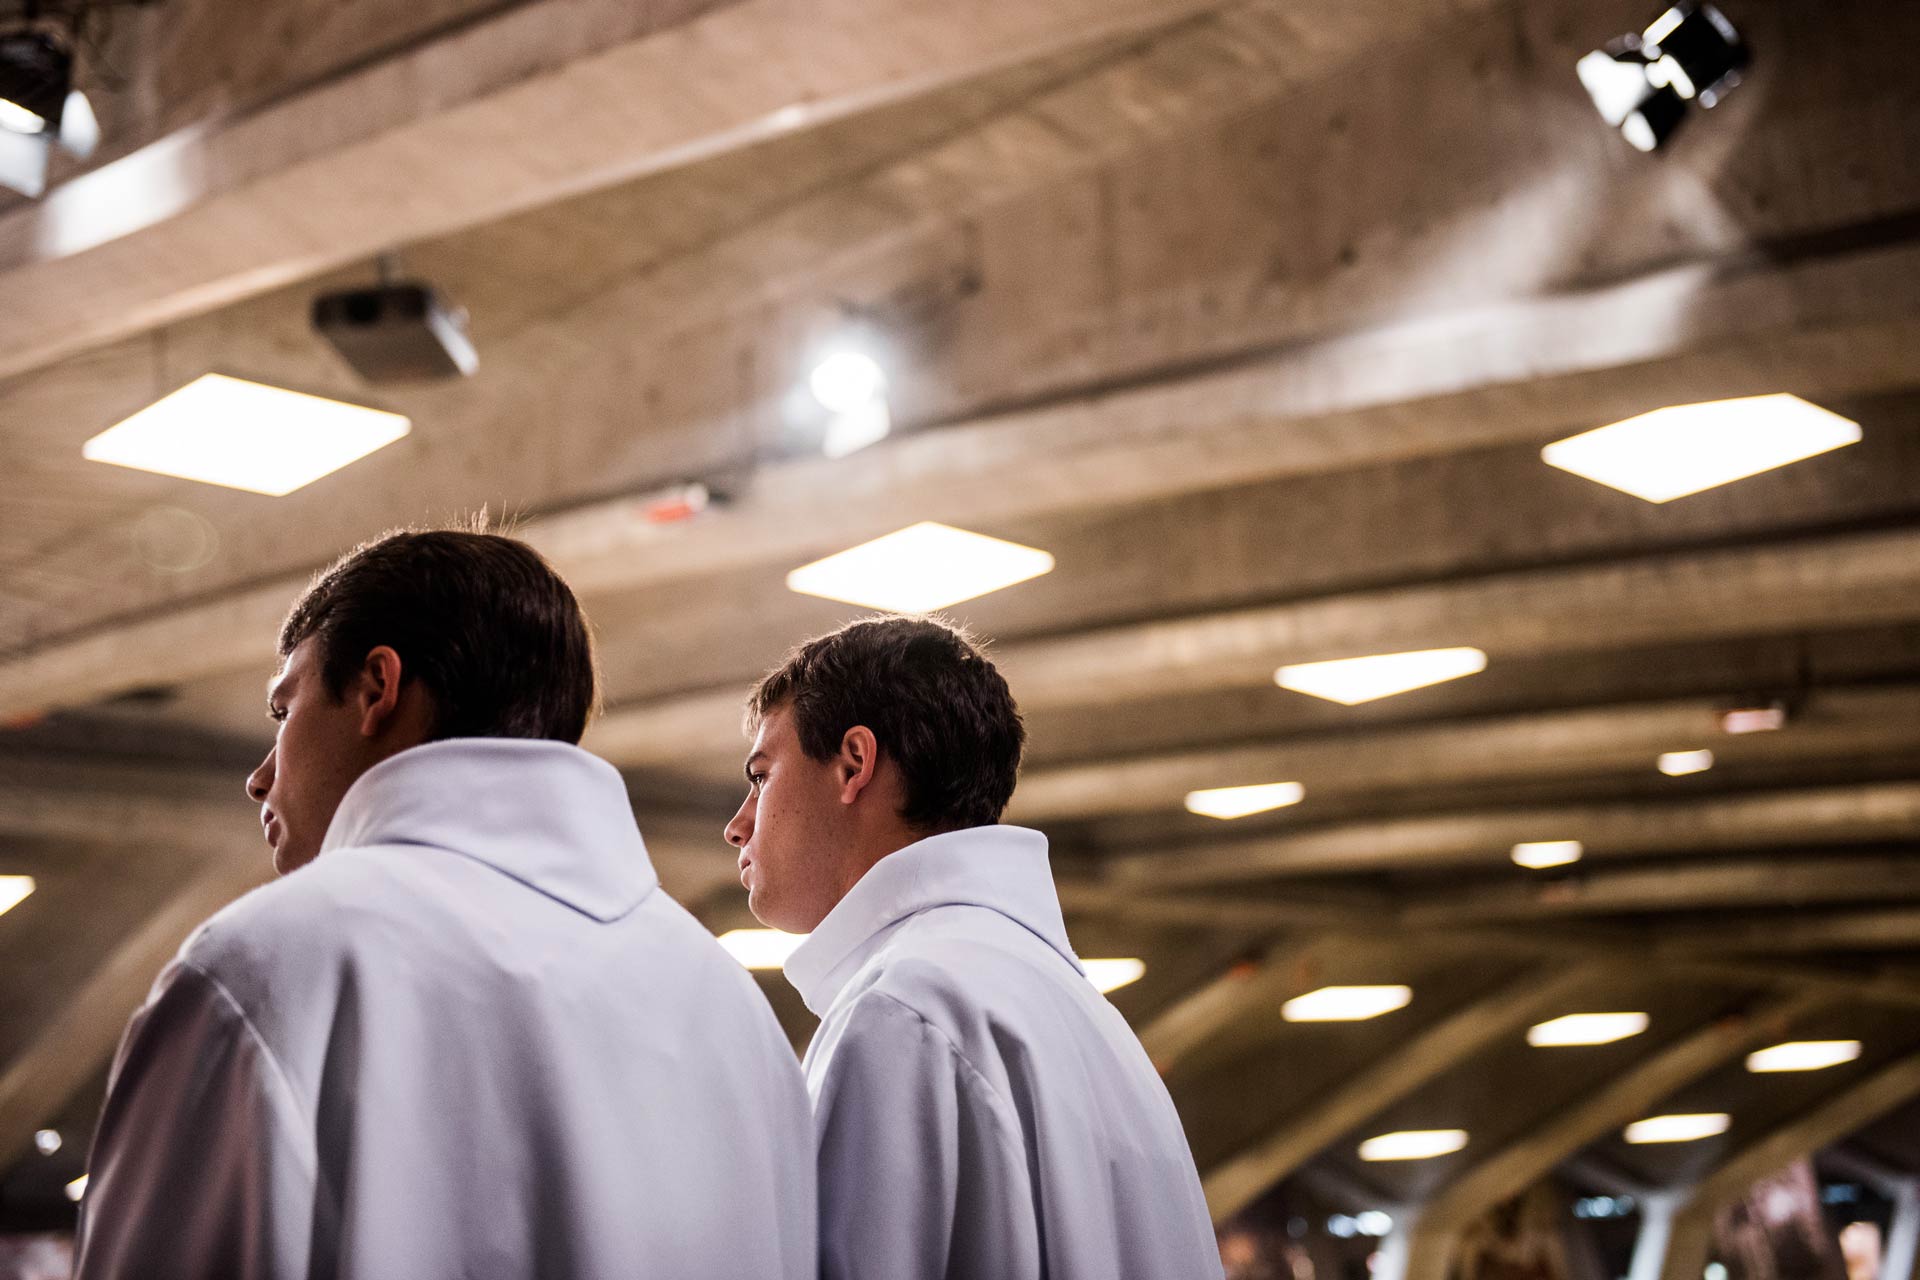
[[353, 646, 407, 738], [836, 725, 879, 805]]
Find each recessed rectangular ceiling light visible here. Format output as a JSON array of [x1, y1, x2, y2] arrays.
[[717, 928, 806, 970], [1184, 781, 1306, 820], [1541, 394, 1861, 504], [1283, 984, 1413, 1022], [81, 373, 411, 496], [1359, 1130, 1468, 1162], [1747, 1040, 1862, 1073], [1624, 1113, 1731, 1144], [1528, 1012, 1650, 1047], [0, 875, 33, 918], [785, 522, 1055, 613], [1512, 839, 1584, 870], [1658, 749, 1715, 777], [1276, 647, 1487, 706], [1084, 958, 1146, 994]]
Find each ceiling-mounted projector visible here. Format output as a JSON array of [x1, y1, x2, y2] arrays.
[[312, 281, 478, 383]]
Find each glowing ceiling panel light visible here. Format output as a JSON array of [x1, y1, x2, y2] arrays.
[[1658, 749, 1715, 777], [1084, 958, 1146, 994], [1527, 1012, 1650, 1047], [0, 875, 33, 917], [1624, 1113, 1731, 1144], [81, 374, 410, 496], [65, 1175, 87, 1202], [1283, 985, 1412, 1023], [1184, 781, 1306, 820], [717, 928, 806, 970], [1746, 1040, 1862, 1073], [1541, 395, 1860, 504], [1359, 1129, 1468, 1162], [1511, 840, 1584, 870], [808, 349, 887, 415], [1276, 647, 1487, 706], [786, 522, 1054, 613]]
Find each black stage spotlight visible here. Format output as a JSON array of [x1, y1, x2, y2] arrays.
[[0, 30, 70, 136], [1577, 2, 1747, 152]]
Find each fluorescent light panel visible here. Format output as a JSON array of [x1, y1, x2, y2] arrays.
[[717, 928, 806, 970], [0, 875, 33, 917], [1283, 984, 1412, 1022], [1747, 1040, 1862, 1073], [82, 374, 410, 496], [1184, 781, 1305, 820], [1658, 749, 1715, 777], [1541, 394, 1861, 504], [1512, 840, 1584, 870], [786, 522, 1055, 613], [1084, 958, 1146, 994], [1528, 1012, 1650, 1047], [1359, 1130, 1468, 1162], [65, 1174, 87, 1202], [1276, 647, 1487, 706], [1624, 1113, 1730, 1144]]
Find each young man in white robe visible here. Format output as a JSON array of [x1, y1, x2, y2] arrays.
[[724, 616, 1221, 1279], [74, 529, 815, 1279]]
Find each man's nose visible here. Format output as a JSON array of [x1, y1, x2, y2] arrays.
[[246, 746, 275, 804], [724, 800, 752, 848]]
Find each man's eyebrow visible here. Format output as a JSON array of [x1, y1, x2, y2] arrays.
[[743, 751, 769, 780]]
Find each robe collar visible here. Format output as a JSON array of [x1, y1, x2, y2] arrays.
[[784, 824, 1082, 1016], [318, 737, 659, 922]]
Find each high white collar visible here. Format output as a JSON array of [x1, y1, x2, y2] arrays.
[[318, 737, 658, 922], [784, 824, 1081, 1016]]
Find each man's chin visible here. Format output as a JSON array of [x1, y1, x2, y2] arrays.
[[271, 841, 318, 877]]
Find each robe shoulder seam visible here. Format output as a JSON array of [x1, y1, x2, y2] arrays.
[[173, 959, 321, 1182], [858, 988, 1026, 1138]]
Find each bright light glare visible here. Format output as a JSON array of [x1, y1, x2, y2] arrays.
[[0, 875, 33, 917], [1359, 1130, 1468, 1162], [81, 374, 410, 496], [1528, 1012, 1650, 1047], [1283, 985, 1412, 1023], [1275, 647, 1487, 705], [33, 1129, 60, 1156], [1746, 1040, 1862, 1073], [65, 1175, 87, 1203], [1721, 705, 1786, 735], [1541, 395, 1861, 504], [1084, 958, 1146, 994], [1184, 782, 1306, 820], [0, 98, 45, 134], [1658, 749, 1715, 777], [1512, 840, 1584, 870], [717, 928, 806, 970], [785, 522, 1054, 613], [1624, 1113, 1731, 1144], [808, 350, 887, 414], [821, 400, 892, 459]]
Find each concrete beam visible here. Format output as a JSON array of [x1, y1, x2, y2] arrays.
[[0, 0, 1231, 382], [1203, 964, 1607, 1221], [1402, 854, 1920, 927], [10, 237, 1920, 726], [1656, 1052, 1920, 1280], [1134, 936, 1352, 1076], [1010, 685, 1920, 824], [1394, 993, 1823, 1280], [1104, 781, 1920, 887], [0, 849, 269, 1170], [1658, 907, 1920, 957]]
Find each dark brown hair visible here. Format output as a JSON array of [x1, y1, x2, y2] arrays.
[[749, 616, 1025, 831], [280, 528, 599, 744]]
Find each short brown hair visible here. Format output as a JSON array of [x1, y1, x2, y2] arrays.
[[749, 616, 1025, 831], [281, 528, 598, 743]]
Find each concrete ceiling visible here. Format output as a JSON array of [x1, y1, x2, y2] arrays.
[[2, 0, 1919, 1266]]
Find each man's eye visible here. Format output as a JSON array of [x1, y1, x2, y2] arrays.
[[268, 706, 288, 723]]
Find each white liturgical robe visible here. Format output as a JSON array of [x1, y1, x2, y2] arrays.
[[74, 738, 815, 1280], [786, 824, 1221, 1280]]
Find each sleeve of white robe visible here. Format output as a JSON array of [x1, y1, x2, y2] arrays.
[[73, 958, 317, 1280], [813, 991, 1041, 1280]]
